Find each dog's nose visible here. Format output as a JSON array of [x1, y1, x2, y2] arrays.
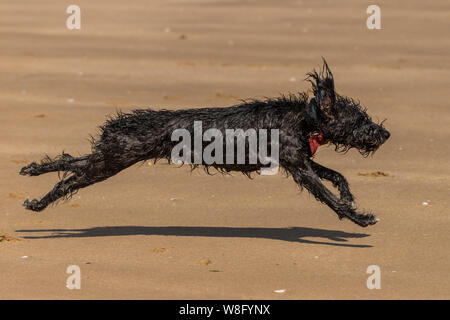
[[383, 130, 390, 140]]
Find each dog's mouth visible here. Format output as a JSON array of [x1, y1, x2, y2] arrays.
[[352, 126, 390, 156], [324, 128, 390, 157], [328, 141, 378, 157], [357, 143, 382, 157], [356, 131, 390, 156]]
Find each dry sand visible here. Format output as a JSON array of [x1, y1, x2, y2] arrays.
[[0, 0, 449, 299]]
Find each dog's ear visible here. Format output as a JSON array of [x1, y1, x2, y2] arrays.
[[306, 58, 336, 117]]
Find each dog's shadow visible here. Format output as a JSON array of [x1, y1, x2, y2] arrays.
[[16, 225, 372, 248]]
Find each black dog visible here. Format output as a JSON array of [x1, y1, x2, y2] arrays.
[[20, 59, 390, 227]]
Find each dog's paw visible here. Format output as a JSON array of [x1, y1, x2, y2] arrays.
[[20, 162, 40, 176], [23, 199, 45, 212], [355, 213, 378, 227]]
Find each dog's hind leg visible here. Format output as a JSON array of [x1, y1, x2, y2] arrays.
[[23, 175, 81, 211], [22, 151, 139, 212], [20, 153, 90, 177], [286, 164, 377, 227], [310, 160, 355, 208]]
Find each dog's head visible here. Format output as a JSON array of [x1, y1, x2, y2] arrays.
[[306, 59, 390, 156]]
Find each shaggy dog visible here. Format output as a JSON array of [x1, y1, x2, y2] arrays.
[[20, 59, 390, 227]]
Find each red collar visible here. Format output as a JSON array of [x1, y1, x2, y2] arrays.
[[309, 131, 327, 155]]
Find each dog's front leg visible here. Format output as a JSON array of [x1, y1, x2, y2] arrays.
[[286, 163, 377, 227], [310, 160, 355, 208]]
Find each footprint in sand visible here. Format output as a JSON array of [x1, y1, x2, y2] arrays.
[[357, 171, 392, 177], [8, 192, 26, 199], [0, 234, 21, 243], [197, 258, 212, 266], [64, 203, 80, 208]]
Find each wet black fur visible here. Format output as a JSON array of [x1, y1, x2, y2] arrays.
[[20, 59, 390, 227]]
